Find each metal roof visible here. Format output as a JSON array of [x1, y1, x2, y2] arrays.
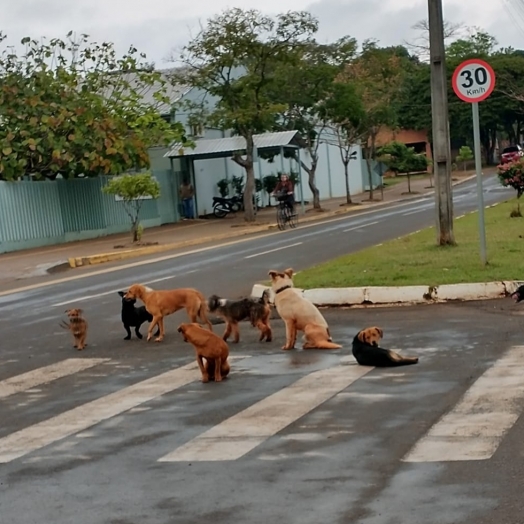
[[100, 68, 191, 116], [165, 131, 305, 160]]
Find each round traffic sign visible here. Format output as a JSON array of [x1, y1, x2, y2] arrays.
[[452, 59, 496, 103]]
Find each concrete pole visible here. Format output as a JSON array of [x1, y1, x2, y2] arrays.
[[428, 0, 455, 245]]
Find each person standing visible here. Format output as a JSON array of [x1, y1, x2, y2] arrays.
[[179, 178, 195, 220]]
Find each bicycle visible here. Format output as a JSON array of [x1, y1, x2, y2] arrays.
[[275, 193, 298, 231]]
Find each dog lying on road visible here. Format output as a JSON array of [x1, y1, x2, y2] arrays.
[[510, 284, 524, 302], [268, 268, 341, 350], [352, 327, 419, 367], [208, 291, 272, 343], [177, 323, 230, 383], [60, 308, 88, 351], [124, 284, 212, 342], [117, 291, 159, 340]]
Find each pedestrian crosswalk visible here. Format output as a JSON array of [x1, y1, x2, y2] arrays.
[[1, 347, 524, 466]]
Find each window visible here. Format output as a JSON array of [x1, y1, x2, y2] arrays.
[[190, 123, 204, 138]]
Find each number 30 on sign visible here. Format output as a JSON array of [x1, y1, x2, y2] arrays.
[[452, 58, 496, 103]]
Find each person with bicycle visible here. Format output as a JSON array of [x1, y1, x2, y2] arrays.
[[272, 173, 295, 213]]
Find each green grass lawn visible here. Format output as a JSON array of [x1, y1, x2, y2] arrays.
[[294, 199, 524, 289]]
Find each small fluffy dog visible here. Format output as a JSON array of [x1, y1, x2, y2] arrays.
[[60, 308, 88, 350], [510, 284, 524, 302], [352, 327, 419, 367], [124, 284, 212, 342], [268, 268, 341, 350], [117, 291, 159, 340], [208, 290, 272, 343], [177, 323, 230, 383]]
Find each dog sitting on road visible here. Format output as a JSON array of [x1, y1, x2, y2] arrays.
[[207, 291, 272, 343], [268, 268, 341, 350], [510, 284, 524, 302], [352, 327, 419, 367], [117, 291, 159, 340], [177, 323, 230, 383], [124, 284, 212, 342], [60, 308, 88, 351]]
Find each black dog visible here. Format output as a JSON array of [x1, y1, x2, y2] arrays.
[[208, 291, 272, 343], [118, 291, 159, 340], [352, 327, 419, 367], [511, 284, 524, 302]]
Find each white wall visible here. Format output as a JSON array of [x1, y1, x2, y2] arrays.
[[192, 139, 365, 214]]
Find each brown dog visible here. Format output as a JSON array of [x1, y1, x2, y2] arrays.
[[124, 284, 212, 342], [268, 268, 341, 350], [60, 308, 88, 350], [352, 327, 419, 367], [177, 323, 230, 383]]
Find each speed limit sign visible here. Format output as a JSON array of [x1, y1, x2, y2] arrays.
[[452, 58, 496, 103]]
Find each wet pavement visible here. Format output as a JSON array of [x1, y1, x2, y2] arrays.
[[1, 298, 524, 524]]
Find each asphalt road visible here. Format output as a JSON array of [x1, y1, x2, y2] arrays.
[[0, 174, 522, 524]]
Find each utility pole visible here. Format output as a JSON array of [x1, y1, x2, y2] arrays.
[[428, 0, 455, 245]]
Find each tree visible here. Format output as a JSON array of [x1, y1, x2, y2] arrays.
[[406, 18, 466, 61], [339, 41, 407, 200], [321, 81, 366, 204], [102, 172, 161, 242], [456, 146, 473, 171], [378, 141, 429, 194], [270, 36, 358, 209], [174, 8, 317, 222], [0, 32, 188, 181]]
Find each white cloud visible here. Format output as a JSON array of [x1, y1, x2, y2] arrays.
[[2, 0, 524, 66]]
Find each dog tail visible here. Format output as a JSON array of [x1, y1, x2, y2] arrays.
[[59, 320, 70, 330], [261, 290, 271, 305], [315, 340, 342, 349], [199, 296, 213, 331], [207, 295, 220, 313]]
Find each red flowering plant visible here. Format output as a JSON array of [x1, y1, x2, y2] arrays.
[[497, 158, 524, 216]]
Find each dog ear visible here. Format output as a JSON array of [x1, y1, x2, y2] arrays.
[[284, 268, 294, 278], [77, 309, 83, 315], [268, 270, 278, 280], [118, 291, 125, 297], [357, 330, 366, 343], [376, 327, 384, 338], [177, 325, 184, 333]]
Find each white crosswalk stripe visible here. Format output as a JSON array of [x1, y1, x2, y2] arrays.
[[2, 346, 524, 465], [403, 345, 524, 462], [0, 358, 110, 399], [159, 357, 372, 462], [0, 362, 203, 463]]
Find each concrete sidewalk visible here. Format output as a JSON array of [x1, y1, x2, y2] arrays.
[[0, 171, 476, 284]]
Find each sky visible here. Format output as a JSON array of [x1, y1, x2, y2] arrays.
[[3, 0, 524, 67]]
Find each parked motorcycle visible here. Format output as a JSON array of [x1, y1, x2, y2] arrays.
[[212, 195, 243, 218]]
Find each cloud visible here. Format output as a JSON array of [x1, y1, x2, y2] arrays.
[[2, 0, 524, 67]]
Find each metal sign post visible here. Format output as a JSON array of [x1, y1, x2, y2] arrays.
[[452, 58, 496, 266]]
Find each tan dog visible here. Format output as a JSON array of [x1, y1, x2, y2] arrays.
[[268, 268, 341, 350], [60, 308, 88, 350], [352, 327, 419, 367], [124, 284, 212, 342], [177, 323, 230, 383]]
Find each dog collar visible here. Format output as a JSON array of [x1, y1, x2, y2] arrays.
[[275, 285, 292, 295]]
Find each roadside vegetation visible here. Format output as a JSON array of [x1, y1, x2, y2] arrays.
[[294, 198, 524, 288]]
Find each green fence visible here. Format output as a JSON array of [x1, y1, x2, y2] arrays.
[[0, 170, 180, 254]]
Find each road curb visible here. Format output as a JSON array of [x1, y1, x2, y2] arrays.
[[251, 280, 523, 307], [65, 174, 478, 269]]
